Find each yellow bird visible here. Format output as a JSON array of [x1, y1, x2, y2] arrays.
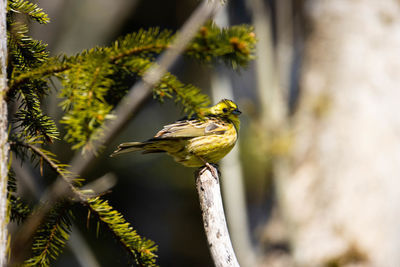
[[110, 99, 241, 169]]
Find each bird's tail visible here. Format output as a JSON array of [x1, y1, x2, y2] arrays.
[[110, 142, 147, 157], [110, 141, 168, 157]]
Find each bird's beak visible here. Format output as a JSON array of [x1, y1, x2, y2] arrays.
[[232, 109, 242, 115]]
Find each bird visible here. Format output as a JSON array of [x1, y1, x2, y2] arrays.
[[110, 99, 241, 175]]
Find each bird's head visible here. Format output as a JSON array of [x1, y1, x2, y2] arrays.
[[209, 99, 241, 117], [206, 99, 241, 130]]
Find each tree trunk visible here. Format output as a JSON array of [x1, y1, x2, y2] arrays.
[[276, 0, 400, 266], [0, 0, 7, 266]]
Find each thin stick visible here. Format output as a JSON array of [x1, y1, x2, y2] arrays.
[[196, 165, 240, 267]]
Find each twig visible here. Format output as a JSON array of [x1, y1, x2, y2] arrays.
[[9, 141, 82, 200], [196, 165, 240, 267], [9, 1, 222, 265]]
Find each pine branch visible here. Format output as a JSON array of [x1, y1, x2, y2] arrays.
[[58, 45, 211, 150], [10, 195, 31, 224], [13, 107, 59, 143], [86, 197, 158, 267], [9, 140, 82, 189], [8, 169, 31, 224], [8, 23, 255, 149], [109, 27, 174, 62], [7, 167, 17, 193], [58, 51, 116, 149], [7, 20, 58, 143], [155, 72, 210, 116], [9, 22, 255, 91], [8, 0, 50, 24], [186, 22, 256, 69], [10, 140, 158, 266], [8, 22, 49, 72], [8, 60, 68, 94], [23, 204, 72, 267]]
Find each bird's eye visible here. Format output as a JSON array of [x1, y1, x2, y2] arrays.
[[222, 108, 228, 113]]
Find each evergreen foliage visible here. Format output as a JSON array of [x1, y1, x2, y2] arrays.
[[8, 0, 50, 24], [6, 0, 256, 266], [7, 0, 57, 143], [186, 22, 256, 68], [8, 169, 31, 224], [10, 136, 82, 187], [87, 197, 158, 266], [9, 23, 256, 150], [9, 195, 30, 223], [23, 204, 73, 267]]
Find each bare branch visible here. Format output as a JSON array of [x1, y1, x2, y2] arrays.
[[196, 166, 240, 267]]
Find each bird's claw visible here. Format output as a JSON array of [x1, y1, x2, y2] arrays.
[[196, 156, 220, 180], [203, 162, 219, 180]]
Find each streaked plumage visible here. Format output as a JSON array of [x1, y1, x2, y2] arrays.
[[110, 99, 241, 167]]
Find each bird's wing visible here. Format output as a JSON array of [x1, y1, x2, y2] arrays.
[[153, 118, 229, 139]]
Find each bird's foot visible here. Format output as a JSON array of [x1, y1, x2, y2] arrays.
[[200, 162, 219, 180], [196, 156, 220, 180]]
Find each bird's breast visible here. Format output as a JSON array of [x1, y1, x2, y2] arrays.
[[187, 125, 237, 163]]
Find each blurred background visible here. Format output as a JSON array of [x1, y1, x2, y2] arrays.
[[15, 0, 400, 266]]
